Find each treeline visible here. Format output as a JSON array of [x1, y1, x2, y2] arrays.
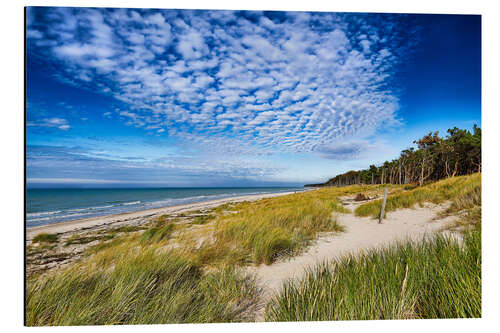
[[306, 125, 481, 187]]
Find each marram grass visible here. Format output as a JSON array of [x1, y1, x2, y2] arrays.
[[32, 233, 59, 244], [182, 188, 356, 266], [265, 227, 481, 321], [26, 242, 261, 326], [355, 173, 481, 218]]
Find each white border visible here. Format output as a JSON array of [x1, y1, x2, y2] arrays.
[[2, 1, 499, 332]]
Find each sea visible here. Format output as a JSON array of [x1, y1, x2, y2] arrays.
[[26, 187, 305, 227]]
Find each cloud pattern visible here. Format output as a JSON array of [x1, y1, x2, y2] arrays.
[[27, 8, 418, 158], [26, 144, 285, 186]]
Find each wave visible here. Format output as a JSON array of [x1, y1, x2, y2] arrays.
[[27, 202, 142, 224], [89, 204, 115, 210], [28, 212, 93, 223], [27, 210, 61, 217], [66, 207, 89, 213], [122, 201, 141, 206]]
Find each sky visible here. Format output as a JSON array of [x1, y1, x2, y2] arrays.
[[25, 8, 481, 188]]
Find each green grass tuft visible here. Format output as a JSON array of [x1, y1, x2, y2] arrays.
[[64, 233, 115, 247], [32, 233, 59, 244], [111, 225, 147, 233], [266, 227, 481, 321], [192, 214, 216, 225], [139, 223, 175, 243]]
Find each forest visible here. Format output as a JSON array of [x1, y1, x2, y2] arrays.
[[306, 125, 481, 187]]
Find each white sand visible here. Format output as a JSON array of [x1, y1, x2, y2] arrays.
[[26, 190, 303, 240], [249, 198, 457, 320]]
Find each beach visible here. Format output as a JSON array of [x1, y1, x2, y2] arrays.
[[26, 184, 459, 279], [25, 174, 481, 323], [26, 190, 303, 240], [26, 189, 309, 275]]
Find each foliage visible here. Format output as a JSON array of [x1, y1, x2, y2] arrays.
[[266, 227, 481, 321], [309, 125, 481, 187]]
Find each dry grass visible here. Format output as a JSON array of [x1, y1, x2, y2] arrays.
[[179, 188, 359, 266], [26, 241, 261, 326], [355, 173, 481, 219]]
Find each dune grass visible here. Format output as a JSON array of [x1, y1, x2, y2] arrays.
[[26, 241, 261, 326], [64, 233, 116, 246], [440, 176, 482, 232], [192, 214, 216, 225], [182, 189, 358, 266], [109, 225, 148, 233], [139, 223, 175, 243], [32, 233, 59, 244], [355, 173, 481, 218], [265, 226, 481, 321], [445, 182, 481, 214]]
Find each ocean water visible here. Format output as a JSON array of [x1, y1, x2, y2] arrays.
[[26, 187, 305, 227]]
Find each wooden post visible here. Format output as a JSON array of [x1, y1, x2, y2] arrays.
[[379, 188, 388, 224]]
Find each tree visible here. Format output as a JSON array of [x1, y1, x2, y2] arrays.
[[313, 125, 481, 188]]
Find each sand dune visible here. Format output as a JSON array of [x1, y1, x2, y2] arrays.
[[249, 197, 458, 321]]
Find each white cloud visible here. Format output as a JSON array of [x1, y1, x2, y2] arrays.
[[27, 9, 414, 157], [28, 117, 71, 131], [177, 30, 206, 59]]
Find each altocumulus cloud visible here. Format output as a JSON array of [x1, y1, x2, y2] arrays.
[[27, 8, 418, 157]]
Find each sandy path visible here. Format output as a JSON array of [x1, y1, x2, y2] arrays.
[[249, 198, 457, 320], [26, 190, 304, 240]]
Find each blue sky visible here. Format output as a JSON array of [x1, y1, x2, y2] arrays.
[[26, 8, 481, 187]]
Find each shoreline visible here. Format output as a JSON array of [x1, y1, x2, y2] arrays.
[[26, 190, 307, 240]]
